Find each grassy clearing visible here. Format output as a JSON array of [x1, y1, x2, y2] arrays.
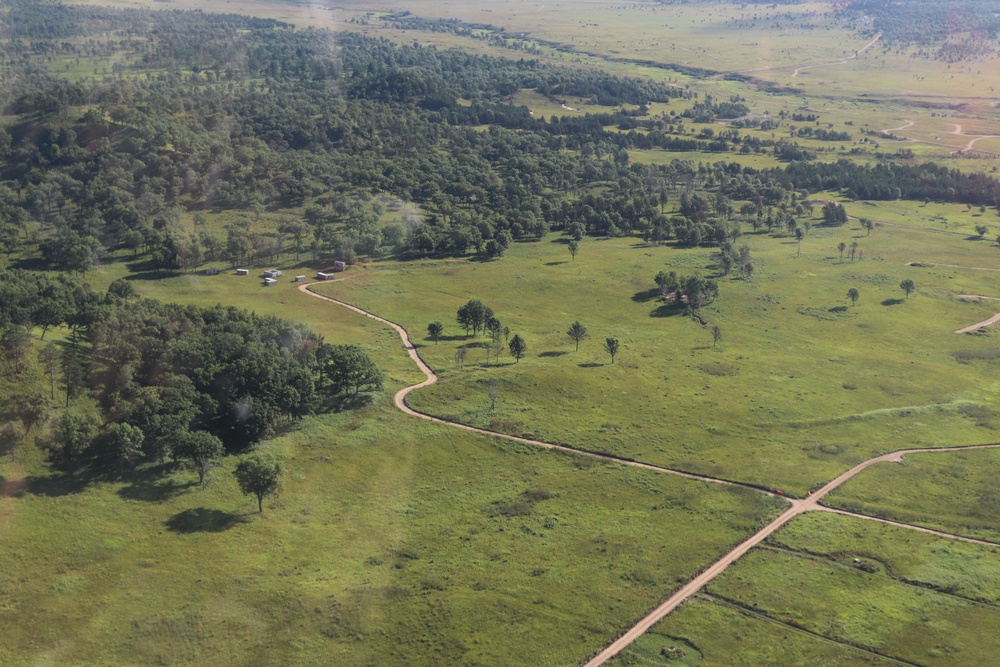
[[823, 448, 1000, 543], [313, 212, 1000, 494], [768, 512, 1000, 604], [611, 597, 900, 667], [0, 398, 786, 666], [704, 546, 1000, 666], [1, 256, 789, 666]]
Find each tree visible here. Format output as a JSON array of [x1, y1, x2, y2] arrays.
[[39, 343, 59, 400], [654, 270, 679, 298], [795, 227, 804, 256], [604, 337, 619, 364], [568, 239, 579, 261], [321, 344, 383, 395], [174, 430, 224, 487], [900, 279, 915, 299], [837, 241, 846, 259], [2, 325, 32, 374], [455, 346, 467, 369], [61, 349, 85, 408], [712, 325, 722, 347], [860, 218, 874, 235], [567, 321, 589, 351], [456, 300, 494, 336], [52, 411, 96, 461], [427, 322, 443, 344], [487, 380, 499, 412], [508, 334, 527, 363], [234, 454, 282, 512], [100, 422, 145, 471], [975, 224, 988, 238], [14, 393, 48, 437], [849, 241, 859, 262], [847, 287, 860, 306]]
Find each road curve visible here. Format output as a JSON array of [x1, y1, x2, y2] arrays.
[[296, 280, 1000, 667]]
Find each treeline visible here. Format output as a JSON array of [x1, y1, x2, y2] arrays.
[[1, 270, 382, 471]]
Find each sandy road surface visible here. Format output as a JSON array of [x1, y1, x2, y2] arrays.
[[296, 281, 1000, 666]]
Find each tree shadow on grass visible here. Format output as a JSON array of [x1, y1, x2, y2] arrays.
[[165, 508, 249, 533], [538, 351, 568, 357], [881, 298, 905, 306], [118, 477, 196, 502], [24, 469, 95, 497], [578, 362, 602, 368], [829, 306, 848, 313], [632, 288, 661, 303], [550, 237, 571, 245], [650, 303, 684, 318], [323, 392, 376, 413], [544, 261, 568, 266]]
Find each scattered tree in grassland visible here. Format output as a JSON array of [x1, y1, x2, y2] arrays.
[[567, 321, 589, 351], [488, 380, 498, 412], [508, 334, 527, 363], [234, 455, 282, 512], [712, 325, 722, 347], [975, 224, 988, 238], [427, 322, 443, 344], [837, 241, 846, 259], [174, 430, 225, 487], [900, 279, 915, 299], [568, 239, 579, 261], [604, 337, 619, 364], [847, 287, 860, 306]]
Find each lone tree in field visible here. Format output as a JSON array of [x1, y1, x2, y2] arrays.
[[900, 279, 915, 299], [604, 337, 620, 364], [712, 325, 722, 347], [847, 287, 860, 306], [234, 455, 282, 512], [975, 224, 988, 238], [508, 334, 527, 363], [455, 346, 467, 369], [860, 218, 874, 236], [568, 239, 579, 261], [567, 321, 589, 351], [795, 228, 804, 256], [427, 322, 443, 344], [837, 241, 846, 259]]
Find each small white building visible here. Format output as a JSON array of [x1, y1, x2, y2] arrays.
[[332, 261, 346, 272], [263, 277, 278, 286], [316, 272, 334, 281], [236, 268, 249, 275], [204, 267, 219, 275], [262, 269, 283, 279], [295, 275, 307, 282]]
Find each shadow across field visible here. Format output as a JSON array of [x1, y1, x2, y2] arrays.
[[165, 507, 249, 533], [118, 477, 196, 502], [882, 298, 905, 306], [632, 288, 661, 303], [538, 350, 568, 358]]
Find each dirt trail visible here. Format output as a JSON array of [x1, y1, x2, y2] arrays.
[[955, 311, 1000, 334], [581, 443, 1000, 666], [296, 280, 1000, 667], [883, 120, 914, 133], [817, 506, 1000, 548], [736, 33, 880, 77]]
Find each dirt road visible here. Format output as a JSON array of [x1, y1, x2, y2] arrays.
[[297, 281, 1000, 666]]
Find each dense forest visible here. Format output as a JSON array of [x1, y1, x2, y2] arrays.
[[0, 269, 381, 477], [0, 0, 998, 272]]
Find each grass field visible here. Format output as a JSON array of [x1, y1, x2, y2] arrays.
[[768, 512, 1000, 604], [615, 510, 1000, 666], [612, 597, 902, 667], [704, 546, 1000, 666], [0, 269, 789, 666], [823, 448, 1000, 543], [312, 209, 1000, 494]]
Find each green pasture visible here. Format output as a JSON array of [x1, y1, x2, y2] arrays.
[[824, 448, 1000, 543], [0, 267, 788, 666], [615, 597, 901, 667], [313, 212, 1000, 494], [768, 512, 1000, 604], [703, 545, 1000, 666]]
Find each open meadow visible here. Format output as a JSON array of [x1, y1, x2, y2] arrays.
[[4, 0, 1000, 663]]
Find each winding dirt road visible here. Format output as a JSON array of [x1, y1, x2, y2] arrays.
[[297, 281, 1000, 667]]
